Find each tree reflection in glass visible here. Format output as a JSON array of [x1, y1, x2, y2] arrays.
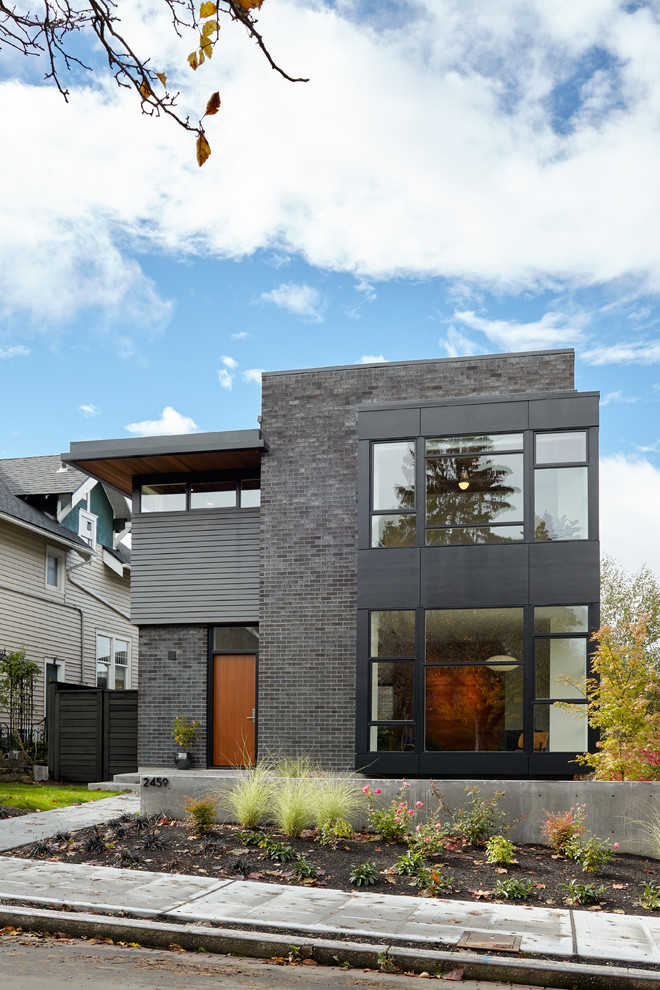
[[425, 435, 523, 545]]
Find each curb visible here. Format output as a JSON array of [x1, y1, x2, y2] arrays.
[[0, 905, 658, 990]]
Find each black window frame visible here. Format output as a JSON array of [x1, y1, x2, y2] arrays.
[[134, 470, 261, 514]]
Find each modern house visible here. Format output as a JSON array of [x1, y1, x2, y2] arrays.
[[64, 348, 599, 779], [0, 456, 138, 739]]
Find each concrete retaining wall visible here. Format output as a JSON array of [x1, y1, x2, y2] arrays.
[[139, 774, 660, 858]]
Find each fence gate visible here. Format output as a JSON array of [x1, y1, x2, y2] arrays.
[[48, 683, 137, 783]]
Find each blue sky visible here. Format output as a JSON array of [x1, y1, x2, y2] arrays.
[[2, 0, 660, 576]]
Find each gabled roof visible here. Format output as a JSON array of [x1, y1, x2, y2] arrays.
[[0, 477, 91, 553], [0, 455, 87, 495]]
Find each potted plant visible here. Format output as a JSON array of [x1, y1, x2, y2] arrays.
[[172, 712, 200, 769]]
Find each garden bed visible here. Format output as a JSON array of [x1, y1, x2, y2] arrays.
[[5, 814, 660, 917]]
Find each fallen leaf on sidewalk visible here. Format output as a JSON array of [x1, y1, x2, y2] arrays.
[[441, 967, 464, 981]]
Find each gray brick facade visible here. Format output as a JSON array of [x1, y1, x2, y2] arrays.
[[137, 624, 208, 766], [258, 350, 575, 770]]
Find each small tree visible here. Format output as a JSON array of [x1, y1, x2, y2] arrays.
[[0, 647, 41, 747], [600, 555, 660, 673], [574, 619, 660, 781]]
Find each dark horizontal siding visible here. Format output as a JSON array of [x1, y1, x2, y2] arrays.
[[131, 508, 259, 624]]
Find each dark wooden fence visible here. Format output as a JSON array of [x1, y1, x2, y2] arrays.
[[48, 683, 137, 783]]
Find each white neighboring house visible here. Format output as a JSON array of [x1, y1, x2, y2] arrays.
[[0, 456, 137, 739]]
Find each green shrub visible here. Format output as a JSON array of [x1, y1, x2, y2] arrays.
[[540, 804, 587, 855], [443, 786, 508, 845], [316, 817, 352, 846], [261, 839, 297, 862], [567, 835, 615, 874], [223, 765, 273, 828], [293, 857, 318, 879], [492, 877, 535, 900], [412, 867, 455, 895], [235, 828, 268, 846], [407, 819, 452, 855], [395, 849, 427, 877], [637, 881, 660, 911], [271, 777, 313, 836], [561, 879, 607, 905], [485, 835, 516, 865], [349, 861, 379, 886], [272, 753, 321, 778], [183, 794, 218, 833]]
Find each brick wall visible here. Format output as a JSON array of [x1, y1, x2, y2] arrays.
[[258, 350, 574, 770], [137, 624, 208, 767]]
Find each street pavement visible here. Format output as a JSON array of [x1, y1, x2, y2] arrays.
[[0, 795, 658, 986]]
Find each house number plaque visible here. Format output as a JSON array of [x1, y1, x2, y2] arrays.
[[141, 776, 170, 787]]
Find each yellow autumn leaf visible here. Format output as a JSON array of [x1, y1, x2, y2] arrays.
[[199, 1, 217, 15], [187, 50, 198, 70], [139, 80, 152, 99], [204, 91, 220, 115], [196, 132, 211, 167], [156, 72, 167, 87], [202, 19, 218, 37], [200, 37, 212, 57], [235, 0, 264, 11]]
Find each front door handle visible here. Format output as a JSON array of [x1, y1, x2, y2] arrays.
[[246, 709, 256, 722]]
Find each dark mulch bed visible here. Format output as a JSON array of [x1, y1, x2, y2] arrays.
[[0, 806, 34, 820], [3, 815, 660, 918]]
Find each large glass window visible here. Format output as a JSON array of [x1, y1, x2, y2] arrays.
[[213, 626, 260, 652], [190, 482, 237, 509], [425, 434, 523, 546], [368, 610, 415, 751], [533, 605, 589, 752], [141, 482, 187, 512], [371, 442, 415, 547], [425, 608, 524, 752]]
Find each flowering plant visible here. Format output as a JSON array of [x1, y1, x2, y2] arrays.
[[172, 712, 200, 749], [363, 780, 423, 843]]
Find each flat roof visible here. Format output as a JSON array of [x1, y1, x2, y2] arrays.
[[262, 348, 575, 379], [63, 430, 266, 496]]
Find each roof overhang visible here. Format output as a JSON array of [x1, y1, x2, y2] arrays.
[[0, 512, 93, 557], [62, 430, 266, 496]]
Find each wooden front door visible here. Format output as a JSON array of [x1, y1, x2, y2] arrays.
[[212, 654, 256, 766]]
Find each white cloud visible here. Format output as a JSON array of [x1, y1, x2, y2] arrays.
[[358, 354, 387, 364], [231, 331, 250, 340], [452, 311, 585, 352], [217, 369, 233, 390], [440, 327, 481, 358], [125, 406, 199, 436], [355, 278, 376, 302], [260, 283, 325, 322], [583, 340, 660, 365], [221, 354, 238, 369], [78, 404, 101, 417], [243, 368, 264, 384], [6, 0, 660, 318], [0, 345, 29, 359], [601, 391, 639, 406], [600, 454, 660, 579]]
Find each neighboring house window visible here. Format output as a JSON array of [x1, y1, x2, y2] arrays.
[[78, 508, 97, 547], [45, 547, 65, 592], [140, 479, 260, 512], [96, 634, 130, 689]]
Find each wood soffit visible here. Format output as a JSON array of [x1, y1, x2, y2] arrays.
[[69, 449, 263, 495]]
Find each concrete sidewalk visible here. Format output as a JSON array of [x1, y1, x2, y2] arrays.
[[0, 796, 658, 987]]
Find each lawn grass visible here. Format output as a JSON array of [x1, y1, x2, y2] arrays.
[[0, 783, 117, 812]]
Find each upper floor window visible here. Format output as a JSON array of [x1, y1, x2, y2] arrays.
[[370, 429, 591, 548], [140, 478, 260, 512], [371, 441, 415, 547], [45, 546, 65, 592], [78, 508, 97, 547], [534, 431, 588, 542], [425, 434, 523, 546]]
